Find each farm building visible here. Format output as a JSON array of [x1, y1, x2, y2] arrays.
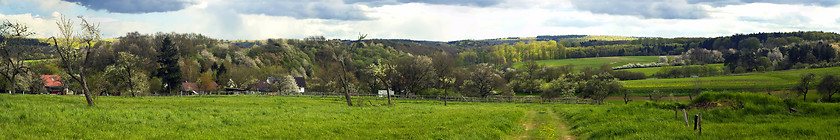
[[40, 75, 66, 95], [294, 77, 306, 93], [378, 90, 394, 97], [181, 82, 198, 95]]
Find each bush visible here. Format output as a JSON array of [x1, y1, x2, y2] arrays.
[[643, 101, 687, 109], [611, 70, 646, 80]]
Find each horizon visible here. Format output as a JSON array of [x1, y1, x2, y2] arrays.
[[2, 0, 840, 41]]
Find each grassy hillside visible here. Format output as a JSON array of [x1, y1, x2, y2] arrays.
[[622, 67, 840, 96], [622, 64, 725, 76], [3, 92, 838, 139], [512, 56, 661, 71], [0, 95, 523, 139], [556, 92, 840, 139]]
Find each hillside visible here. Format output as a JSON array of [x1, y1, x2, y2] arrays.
[[622, 66, 840, 96]]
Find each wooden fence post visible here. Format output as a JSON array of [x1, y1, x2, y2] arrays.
[[694, 114, 699, 130], [682, 109, 690, 126], [698, 113, 702, 135]]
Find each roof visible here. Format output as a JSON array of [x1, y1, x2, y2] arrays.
[[294, 77, 306, 87], [40, 75, 64, 87], [182, 82, 198, 91]]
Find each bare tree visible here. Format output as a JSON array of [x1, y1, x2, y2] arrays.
[[49, 15, 100, 106], [332, 33, 366, 106], [0, 20, 35, 95]]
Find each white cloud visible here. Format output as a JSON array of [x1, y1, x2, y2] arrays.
[[3, 0, 840, 41]]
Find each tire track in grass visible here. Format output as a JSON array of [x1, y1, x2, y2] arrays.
[[548, 109, 576, 140], [516, 107, 576, 140], [518, 110, 537, 139]]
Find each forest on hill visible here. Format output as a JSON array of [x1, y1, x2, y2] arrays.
[[2, 18, 840, 105]]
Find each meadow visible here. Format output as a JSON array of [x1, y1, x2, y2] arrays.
[[622, 66, 840, 96], [0, 94, 552, 139], [556, 92, 840, 139], [0, 94, 525, 139], [512, 56, 661, 71], [2, 92, 839, 139], [622, 63, 725, 76]]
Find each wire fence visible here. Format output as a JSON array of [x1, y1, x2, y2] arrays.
[[45, 90, 594, 104], [278, 92, 594, 104]]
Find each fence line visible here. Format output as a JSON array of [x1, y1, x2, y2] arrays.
[[86, 91, 594, 104], [283, 92, 594, 104]]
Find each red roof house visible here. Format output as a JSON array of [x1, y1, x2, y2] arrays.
[[40, 75, 65, 95]]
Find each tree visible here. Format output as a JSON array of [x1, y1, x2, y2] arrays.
[[738, 37, 761, 51], [49, 15, 100, 106], [366, 59, 397, 105], [394, 56, 435, 95], [509, 61, 544, 94], [794, 73, 816, 102], [691, 77, 702, 100], [332, 34, 366, 106], [277, 75, 298, 94], [463, 63, 506, 97], [0, 20, 35, 94], [817, 75, 839, 102], [156, 36, 181, 95], [215, 62, 227, 84], [583, 73, 624, 104], [105, 52, 144, 96], [541, 76, 577, 99], [432, 53, 456, 106], [198, 71, 217, 92]]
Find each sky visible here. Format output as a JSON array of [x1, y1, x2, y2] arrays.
[[2, 0, 840, 41]]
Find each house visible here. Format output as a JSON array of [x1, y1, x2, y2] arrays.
[[255, 81, 271, 92], [294, 77, 306, 93], [181, 82, 198, 94], [40, 75, 65, 95]]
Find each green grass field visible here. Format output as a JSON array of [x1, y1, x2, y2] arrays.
[[556, 92, 840, 139], [2, 92, 839, 139], [512, 56, 662, 71], [621, 64, 725, 77], [0, 95, 525, 139], [622, 67, 840, 96]]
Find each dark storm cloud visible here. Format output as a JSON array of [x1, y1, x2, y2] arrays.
[[686, 0, 840, 7], [63, 0, 502, 20], [346, 0, 504, 7], [227, 0, 371, 20], [570, 0, 709, 19], [63, 0, 191, 13]]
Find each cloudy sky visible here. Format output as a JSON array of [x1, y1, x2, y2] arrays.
[[2, 0, 840, 41]]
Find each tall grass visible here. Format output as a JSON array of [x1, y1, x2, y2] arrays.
[[623, 66, 840, 96], [554, 92, 840, 139], [0, 94, 522, 139]]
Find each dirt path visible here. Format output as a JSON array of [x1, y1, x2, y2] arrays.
[[547, 109, 576, 140], [518, 110, 537, 139], [516, 107, 576, 140]]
